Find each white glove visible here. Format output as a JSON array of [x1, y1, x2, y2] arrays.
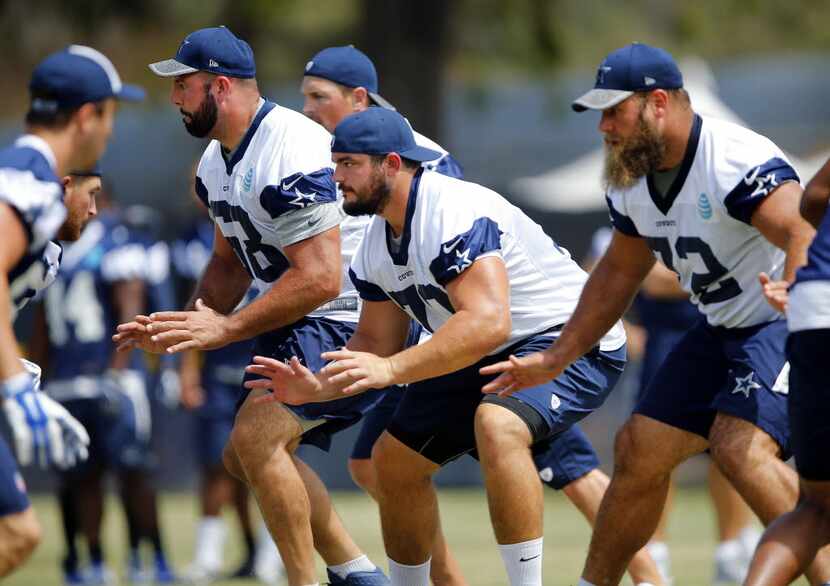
[[2, 366, 90, 469], [105, 369, 152, 441]]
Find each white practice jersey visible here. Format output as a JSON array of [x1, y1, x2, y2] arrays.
[[195, 99, 357, 322], [350, 170, 626, 354], [1, 135, 66, 320], [606, 115, 800, 328], [332, 126, 465, 322]]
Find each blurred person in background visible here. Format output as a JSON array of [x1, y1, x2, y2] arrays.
[[299, 44, 663, 586], [172, 182, 284, 584], [30, 178, 176, 584], [585, 227, 761, 585], [0, 45, 142, 579]]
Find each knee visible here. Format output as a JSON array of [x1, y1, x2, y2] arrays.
[[221, 442, 246, 482], [348, 458, 377, 494], [6, 509, 41, 561], [612, 420, 660, 479], [474, 403, 531, 458], [709, 419, 780, 475]]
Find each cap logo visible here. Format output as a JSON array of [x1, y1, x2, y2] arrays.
[[644, 76, 656, 86], [208, 59, 219, 68], [596, 65, 612, 85], [68, 44, 122, 92], [305, 60, 314, 72]]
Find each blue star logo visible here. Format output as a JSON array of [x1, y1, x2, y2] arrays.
[[732, 371, 761, 398], [290, 188, 317, 207], [447, 248, 473, 273]]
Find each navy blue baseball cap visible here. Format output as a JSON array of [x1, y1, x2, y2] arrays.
[[572, 43, 683, 112], [332, 107, 440, 162], [149, 26, 255, 79], [304, 46, 396, 110], [29, 45, 145, 112]]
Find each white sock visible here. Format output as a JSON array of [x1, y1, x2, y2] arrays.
[[193, 516, 226, 571], [577, 579, 597, 586], [389, 557, 430, 586], [497, 537, 543, 586], [254, 521, 285, 580], [715, 538, 743, 564], [328, 554, 376, 579]]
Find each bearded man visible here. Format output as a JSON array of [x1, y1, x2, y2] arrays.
[[481, 43, 830, 586]]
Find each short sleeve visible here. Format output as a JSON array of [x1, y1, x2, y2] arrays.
[[271, 202, 343, 248], [723, 157, 800, 225], [259, 168, 338, 219], [0, 167, 65, 251], [428, 216, 503, 285], [605, 194, 641, 237]]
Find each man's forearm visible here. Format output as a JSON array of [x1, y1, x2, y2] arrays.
[[187, 253, 251, 314], [111, 279, 145, 370], [548, 259, 643, 365], [223, 266, 337, 345], [782, 221, 815, 283], [387, 310, 507, 386]]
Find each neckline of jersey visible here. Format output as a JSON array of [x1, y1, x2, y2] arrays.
[[646, 113, 703, 216], [386, 167, 424, 266], [222, 99, 276, 175]]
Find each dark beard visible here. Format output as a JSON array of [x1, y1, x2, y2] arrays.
[[182, 90, 218, 138], [603, 111, 666, 190], [342, 171, 391, 216]]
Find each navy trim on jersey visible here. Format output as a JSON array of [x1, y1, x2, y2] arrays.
[[386, 168, 424, 266], [429, 217, 502, 285], [0, 146, 59, 185], [194, 176, 209, 208], [434, 154, 464, 179], [259, 168, 338, 218], [723, 157, 800, 225], [222, 100, 277, 175], [606, 196, 641, 237], [348, 267, 389, 302], [647, 114, 702, 215]]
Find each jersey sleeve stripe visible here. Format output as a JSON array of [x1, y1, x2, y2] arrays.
[[348, 267, 389, 302], [429, 216, 502, 285], [605, 195, 641, 237], [723, 157, 800, 225]]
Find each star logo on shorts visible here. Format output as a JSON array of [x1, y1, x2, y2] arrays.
[[732, 371, 761, 398]]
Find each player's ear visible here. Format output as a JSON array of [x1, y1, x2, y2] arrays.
[[385, 153, 402, 174], [352, 87, 370, 110], [649, 89, 670, 117], [213, 75, 232, 97]]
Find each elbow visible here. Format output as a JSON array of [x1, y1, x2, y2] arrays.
[[310, 269, 342, 306], [478, 309, 511, 352]]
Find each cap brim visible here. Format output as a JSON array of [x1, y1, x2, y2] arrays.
[[399, 145, 443, 163], [148, 59, 199, 77], [571, 88, 634, 112], [369, 92, 396, 111], [116, 84, 146, 102]]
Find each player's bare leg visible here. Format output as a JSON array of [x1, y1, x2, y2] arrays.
[[0, 507, 41, 577], [349, 456, 468, 586], [373, 432, 442, 572], [564, 469, 664, 585], [708, 414, 830, 584], [744, 479, 830, 586], [229, 390, 316, 586], [294, 456, 363, 564], [474, 403, 544, 585], [709, 461, 753, 542], [581, 415, 707, 586]]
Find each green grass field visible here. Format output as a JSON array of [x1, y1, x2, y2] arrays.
[[7, 485, 791, 586]]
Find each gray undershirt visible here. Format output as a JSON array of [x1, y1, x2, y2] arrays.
[[652, 164, 682, 198]]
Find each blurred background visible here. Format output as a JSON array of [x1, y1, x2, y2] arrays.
[[3, 1, 830, 583]]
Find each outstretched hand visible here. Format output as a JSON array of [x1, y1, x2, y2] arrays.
[[759, 272, 789, 313], [245, 355, 327, 405], [112, 315, 168, 354], [479, 351, 563, 396]]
